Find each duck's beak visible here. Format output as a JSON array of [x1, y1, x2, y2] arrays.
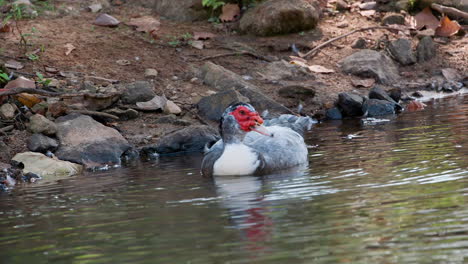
[[251, 123, 273, 137]]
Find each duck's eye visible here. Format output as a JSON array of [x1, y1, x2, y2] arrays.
[[239, 110, 246, 115]]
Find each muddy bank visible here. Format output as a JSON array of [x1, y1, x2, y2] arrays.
[[0, 0, 467, 185]]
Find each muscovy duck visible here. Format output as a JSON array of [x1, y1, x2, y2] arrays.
[[201, 103, 314, 177]]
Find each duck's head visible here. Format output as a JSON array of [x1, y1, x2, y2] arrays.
[[220, 103, 272, 141]]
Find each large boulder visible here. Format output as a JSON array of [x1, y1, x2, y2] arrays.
[[141, 125, 219, 155], [197, 89, 250, 121], [12, 152, 83, 177], [240, 0, 321, 36], [200, 62, 293, 117], [55, 114, 132, 168], [340, 50, 400, 85]]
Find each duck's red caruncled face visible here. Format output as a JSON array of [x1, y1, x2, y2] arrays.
[[229, 106, 264, 132]]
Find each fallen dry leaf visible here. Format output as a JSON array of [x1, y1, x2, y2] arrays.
[[220, 4, 240, 22], [190, 40, 204, 50], [193, 31, 216, 40], [5, 60, 24, 70], [289, 59, 310, 68], [351, 78, 375, 88], [16, 93, 42, 108], [308, 65, 335, 74], [126, 16, 160, 35], [414, 7, 439, 30], [0, 21, 12, 33], [435, 16, 461, 37], [289, 56, 307, 63], [94, 13, 120, 27], [359, 10, 376, 17], [406, 100, 426, 111], [44, 66, 59, 74], [441, 68, 461, 81], [4, 76, 35, 90], [64, 43, 76, 56]]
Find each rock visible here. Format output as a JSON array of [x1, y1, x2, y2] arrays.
[[200, 62, 293, 117], [417, 36, 436, 62], [260, 60, 314, 81], [336, 0, 350, 11], [88, 3, 102, 13], [28, 114, 57, 136], [197, 89, 250, 121], [326, 107, 343, 120], [388, 38, 416, 65], [93, 13, 120, 27], [155, 115, 192, 126], [152, 0, 209, 21], [141, 125, 219, 155], [416, 28, 435, 39], [337, 92, 365, 117], [136, 95, 167, 111], [12, 152, 83, 177], [0, 140, 11, 162], [239, 0, 321, 36], [121, 81, 156, 104], [278, 85, 316, 100], [351, 38, 367, 49], [369, 86, 398, 104], [82, 92, 121, 111], [340, 50, 399, 85], [0, 103, 17, 120], [144, 68, 158, 78], [48, 101, 68, 118], [381, 13, 405, 25], [164, 100, 182, 115], [104, 108, 139, 120], [337, 21, 349, 28], [362, 99, 396, 117], [388, 88, 402, 102], [4, 76, 35, 89], [27, 134, 59, 153], [13, 0, 32, 5], [55, 114, 131, 168], [359, 1, 377, 9]]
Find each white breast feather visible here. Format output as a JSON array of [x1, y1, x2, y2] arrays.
[[213, 144, 260, 176]]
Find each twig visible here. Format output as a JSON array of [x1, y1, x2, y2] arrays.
[[0, 88, 81, 97], [300, 26, 407, 59], [0, 125, 14, 133], [66, 110, 119, 120], [431, 3, 468, 20], [197, 51, 273, 62]]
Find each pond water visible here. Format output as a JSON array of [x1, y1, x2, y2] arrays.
[[1, 95, 467, 264]]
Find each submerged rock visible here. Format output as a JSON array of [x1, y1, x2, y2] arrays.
[[141, 125, 219, 155], [12, 152, 83, 177], [362, 99, 396, 117], [55, 114, 132, 168], [239, 0, 321, 36], [340, 49, 399, 85], [326, 107, 343, 120]]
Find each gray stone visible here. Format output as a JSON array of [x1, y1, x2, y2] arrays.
[[351, 38, 367, 49], [0, 103, 16, 120], [0, 140, 11, 162], [239, 0, 321, 36], [136, 95, 167, 111], [104, 108, 139, 120], [200, 62, 293, 117], [197, 89, 250, 121], [417, 36, 436, 62], [340, 50, 399, 85], [145, 68, 158, 78], [141, 125, 220, 155], [12, 152, 82, 178], [381, 13, 405, 25], [155, 115, 192, 126], [121, 81, 156, 104], [338, 92, 365, 117], [28, 114, 57, 136], [278, 85, 316, 100], [388, 38, 416, 65], [131, 0, 208, 21], [55, 114, 131, 168], [362, 99, 396, 117], [27, 134, 59, 153], [261, 60, 314, 81], [369, 86, 398, 104], [326, 107, 343, 120]]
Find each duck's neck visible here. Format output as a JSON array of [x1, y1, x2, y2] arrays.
[[221, 117, 247, 145]]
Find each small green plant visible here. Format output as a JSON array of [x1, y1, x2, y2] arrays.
[[202, 0, 225, 11], [0, 71, 10, 83], [35, 72, 51, 86], [27, 53, 40, 61], [167, 33, 193, 47]]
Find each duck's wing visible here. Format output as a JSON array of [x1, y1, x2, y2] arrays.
[[201, 140, 224, 177], [244, 126, 308, 173], [264, 115, 316, 136]]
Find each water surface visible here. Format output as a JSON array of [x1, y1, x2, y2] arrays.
[[1, 95, 467, 264]]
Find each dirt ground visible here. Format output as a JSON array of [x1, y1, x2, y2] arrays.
[[0, 0, 467, 162]]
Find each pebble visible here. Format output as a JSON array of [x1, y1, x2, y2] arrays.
[[145, 68, 159, 78]]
